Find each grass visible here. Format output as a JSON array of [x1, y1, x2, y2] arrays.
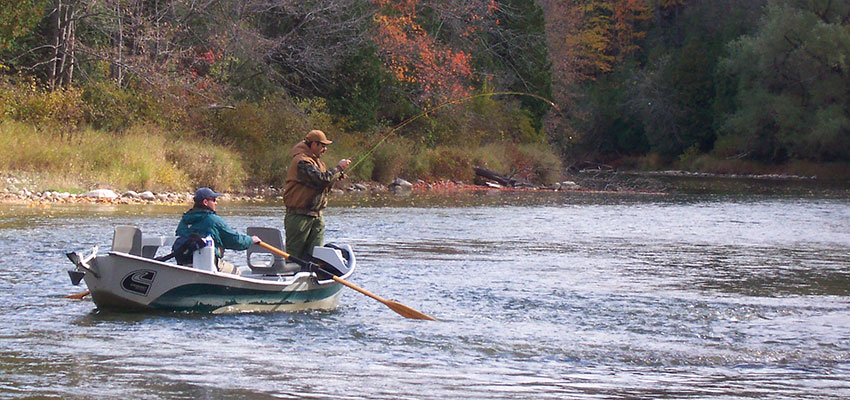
[[0, 121, 245, 192]]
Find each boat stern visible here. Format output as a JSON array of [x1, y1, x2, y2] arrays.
[[66, 246, 99, 286]]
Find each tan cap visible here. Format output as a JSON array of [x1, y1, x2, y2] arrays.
[[305, 129, 332, 144]]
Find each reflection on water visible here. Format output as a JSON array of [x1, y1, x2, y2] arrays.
[[1, 177, 849, 399]]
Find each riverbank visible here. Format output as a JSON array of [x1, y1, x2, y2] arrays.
[[3, 168, 848, 207], [0, 174, 584, 206]]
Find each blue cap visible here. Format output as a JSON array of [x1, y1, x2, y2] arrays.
[[193, 187, 222, 202]]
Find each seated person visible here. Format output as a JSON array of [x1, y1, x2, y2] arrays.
[[175, 187, 259, 274]]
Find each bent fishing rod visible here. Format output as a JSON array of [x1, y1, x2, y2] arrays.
[[346, 91, 561, 172]]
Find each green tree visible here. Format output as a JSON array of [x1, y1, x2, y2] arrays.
[[718, 0, 850, 162], [327, 46, 395, 131], [0, 0, 48, 52], [608, 0, 765, 160], [481, 0, 552, 132]]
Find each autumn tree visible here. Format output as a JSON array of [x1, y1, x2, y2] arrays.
[[564, 0, 650, 79], [370, 0, 479, 105], [541, 0, 651, 159]]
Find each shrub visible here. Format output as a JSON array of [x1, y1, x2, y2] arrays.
[[635, 153, 665, 170], [369, 139, 417, 184], [166, 140, 246, 191], [1, 79, 85, 130], [81, 81, 159, 131], [422, 146, 474, 182], [467, 94, 544, 144], [711, 135, 747, 159], [677, 145, 701, 170], [501, 143, 562, 185], [471, 143, 509, 172], [201, 93, 359, 187]]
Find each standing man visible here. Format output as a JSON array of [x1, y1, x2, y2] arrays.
[[284, 129, 350, 260], [176, 187, 260, 274]]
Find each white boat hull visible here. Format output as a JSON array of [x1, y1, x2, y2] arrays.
[[68, 244, 356, 314]]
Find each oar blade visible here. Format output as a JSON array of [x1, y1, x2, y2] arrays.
[[258, 241, 437, 321], [385, 300, 438, 321], [65, 290, 90, 299]]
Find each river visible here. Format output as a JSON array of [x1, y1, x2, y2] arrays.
[[1, 177, 849, 399]]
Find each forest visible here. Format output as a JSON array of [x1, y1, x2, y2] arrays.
[[1, 0, 849, 192]]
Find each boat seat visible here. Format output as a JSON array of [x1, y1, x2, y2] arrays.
[[246, 227, 299, 275], [112, 225, 142, 256], [141, 235, 177, 259]]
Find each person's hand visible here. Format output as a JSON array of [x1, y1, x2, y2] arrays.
[[337, 159, 351, 170], [251, 235, 261, 244]]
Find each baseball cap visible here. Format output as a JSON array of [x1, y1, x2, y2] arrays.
[[305, 129, 332, 144], [193, 187, 222, 202]]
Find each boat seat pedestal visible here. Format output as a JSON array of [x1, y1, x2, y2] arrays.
[[246, 227, 299, 275]]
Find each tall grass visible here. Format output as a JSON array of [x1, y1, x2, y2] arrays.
[[0, 121, 245, 191]]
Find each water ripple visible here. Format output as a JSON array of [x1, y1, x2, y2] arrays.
[[1, 194, 849, 399]]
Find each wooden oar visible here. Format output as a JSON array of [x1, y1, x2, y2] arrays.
[[66, 290, 89, 299], [257, 241, 437, 321]]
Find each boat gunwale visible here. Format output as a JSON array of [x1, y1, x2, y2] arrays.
[[105, 246, 356, 287]]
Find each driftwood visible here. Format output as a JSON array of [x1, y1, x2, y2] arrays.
[[473, 166, 516, 187]]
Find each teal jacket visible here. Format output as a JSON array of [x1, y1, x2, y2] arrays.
[[175, 208, 253, 258]]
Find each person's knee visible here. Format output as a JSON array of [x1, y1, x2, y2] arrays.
[[217, 259, 239, 275]]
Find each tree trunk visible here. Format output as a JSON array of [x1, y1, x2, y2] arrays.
[[64, 9, 75, 86], [48, 0, 62, 89], [49, 0, 76, 89], [113, 0, 124, 86]]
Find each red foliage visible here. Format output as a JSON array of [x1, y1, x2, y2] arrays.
[[370, 0, 479, 105]]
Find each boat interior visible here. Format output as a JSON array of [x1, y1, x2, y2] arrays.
[[109, 225, 351, 278]]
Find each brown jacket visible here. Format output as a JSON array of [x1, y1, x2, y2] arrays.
[[284, 142, 343, 216]]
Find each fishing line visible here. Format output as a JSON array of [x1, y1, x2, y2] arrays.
[[347, 91, 560, 172]]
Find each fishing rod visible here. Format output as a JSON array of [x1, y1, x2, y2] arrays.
[[346, 91, 561, 172]]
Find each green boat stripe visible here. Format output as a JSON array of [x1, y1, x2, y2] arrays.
[[150, 283, 341, 312]]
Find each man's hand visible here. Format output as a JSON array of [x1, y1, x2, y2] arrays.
[[337, 158, 351, 171], [251, 235, 261, 244]]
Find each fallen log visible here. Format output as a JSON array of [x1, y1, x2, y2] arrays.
[[473, 166, 515, 187]]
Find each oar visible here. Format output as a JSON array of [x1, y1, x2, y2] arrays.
[[257, 241, 437, 321], [66, 290, 90, 299]]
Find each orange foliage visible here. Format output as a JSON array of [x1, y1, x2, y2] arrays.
[[371, 0, 477, 105], [612, 0, 650, 54], [569, 0, 651, 79]]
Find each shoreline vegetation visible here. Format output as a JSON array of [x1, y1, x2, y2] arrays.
[[2, 1, 849, 205], [2, 76, 848, 206], [3, 109, 848, 207], [2, 118, 847, 208]]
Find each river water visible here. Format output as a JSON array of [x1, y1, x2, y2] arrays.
[[1, 178, 849, 399]]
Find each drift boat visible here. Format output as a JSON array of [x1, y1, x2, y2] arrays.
[[65, 225, 355, 313]]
